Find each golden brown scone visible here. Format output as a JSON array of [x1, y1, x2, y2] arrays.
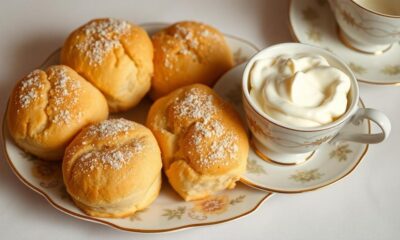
[[63, 118, 162, 218], [7, 65, 109, 161], [60, 18, 153, 112], [147, 84, 248, 201], [150, 21, 234, 99]]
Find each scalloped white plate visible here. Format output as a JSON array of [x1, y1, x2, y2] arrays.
[[2, 23, 272, 233]]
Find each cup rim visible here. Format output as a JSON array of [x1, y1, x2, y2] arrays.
[[350, 0, 400, 18], [242, 42, 359, 132]]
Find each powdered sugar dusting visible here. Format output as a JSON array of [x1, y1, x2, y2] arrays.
[[164, 56, 173, 69], [48, 67, 81, 125], [199, 25, 220, 41], [85, 118, 136, 140], [207, 134, 239, 164], [173, 88, 216, 123], [76, 18, 131, 66], [172, 87, 239, 169], [200, 29, 210, 37], [160, 23, 222, 69], [78, 138, 144, 172], [18, 70, 43, 109], [162, 24, 199, 68], [192, 120, 223, 144], [174, 25, 199, 49], [189, 119, 239, 169], [17, 68, 82, 125], [76, 119, 144, 172]]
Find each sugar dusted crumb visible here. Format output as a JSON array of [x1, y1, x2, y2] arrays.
[[173, 88, 216, 123], [164, 57, 172, 69], [18, 70, 43, 108], [207, 134, 239, 163], [47, 67, 82, 125], [174, 25, 199, 50], [172, 87, 239, 169], [78, 137, 145, 173], [190, 119, 239, 169], [76, 18, 131, 66], [200, 29, 210, 37], [52, 109, 72, 124], [209, 119, 224, 136], [86, 118, 136, 139], [19, 91, 37, 108]]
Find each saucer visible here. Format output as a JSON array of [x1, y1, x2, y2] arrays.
[[2, 23, 272, 233], [289, 0, 400, 86], [214, 63, 370, 193]]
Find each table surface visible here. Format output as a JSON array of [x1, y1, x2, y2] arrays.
[[1, 0, 399, 239]]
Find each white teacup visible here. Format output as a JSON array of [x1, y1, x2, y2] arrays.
[[242, 43, 391, 165], [329, 0, 400, 54]]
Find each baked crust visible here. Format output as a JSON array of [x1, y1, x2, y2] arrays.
[[61, 18, 153, 112], [147, 84, 248, 201], [150, 21, 234, 99], [7, 65, 109, 160], [62, 118, 162, 218]]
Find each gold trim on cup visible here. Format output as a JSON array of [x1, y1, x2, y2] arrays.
[[336, 26, 393, 55], [250, 137, 315, 166], [350, 0, 400, 19], [287, 0, 400, 86], [240, 99, 370, 194]]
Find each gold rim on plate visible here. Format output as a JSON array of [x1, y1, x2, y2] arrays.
[[1, 23, 271, 233], [287, 0, 400, 86], [2, 96, 271, 234]]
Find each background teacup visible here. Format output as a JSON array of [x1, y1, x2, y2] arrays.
[[328, 0, 400, 54], [242, 43, 391, 165]]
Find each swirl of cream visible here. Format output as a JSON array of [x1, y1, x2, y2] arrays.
[[249, 54, 351, 127]]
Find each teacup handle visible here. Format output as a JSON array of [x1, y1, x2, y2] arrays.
[[331, 108, 391, 144]]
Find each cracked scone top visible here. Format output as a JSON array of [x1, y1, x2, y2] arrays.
[[150, 21, 234, 100], [60, 18, 153, 112], [147, 84, 248, 201], [63, 118, 162, 218], [7, 65, 109, 160]]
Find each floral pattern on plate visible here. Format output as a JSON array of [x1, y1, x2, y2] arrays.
[[2, 23, 272, 233]]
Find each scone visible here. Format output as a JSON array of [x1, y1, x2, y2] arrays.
[[150, 21, 234, 99], [147, 84, 248, 201], [62, 118, 162, 218], [60, 18, 153, 112], [7, 65, 109, 161]]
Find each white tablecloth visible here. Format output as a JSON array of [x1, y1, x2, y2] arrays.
[[1, 0, 399, 239]]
